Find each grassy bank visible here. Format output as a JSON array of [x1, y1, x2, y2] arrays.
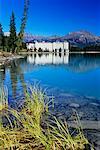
[[0, 86, 90, 150]]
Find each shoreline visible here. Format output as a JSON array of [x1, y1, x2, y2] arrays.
[[0, 52, 24, 66], [0, 50, 100, 66], [19, 51, 100, 55]]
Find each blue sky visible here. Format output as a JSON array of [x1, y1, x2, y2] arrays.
[[0, 0, 100, 36]]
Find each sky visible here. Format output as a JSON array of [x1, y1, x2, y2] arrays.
[[0, 0, 100, 36]]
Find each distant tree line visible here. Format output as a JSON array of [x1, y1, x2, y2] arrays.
[[0, 0, 29, 53], [83, 45, 100, 51], [70, 44, 100, 52]]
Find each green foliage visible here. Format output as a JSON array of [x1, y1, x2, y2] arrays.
[[83, 45, 100, 51], [16, 0, 29, 53], [1, 0, 29, 53], [0, 86, 91, 150], [3, 36, 10, 52], [0, 23, 3, 46], [9, 12, 17, 53], [0, 85, 8, 111], [0, 23, 5, 51]]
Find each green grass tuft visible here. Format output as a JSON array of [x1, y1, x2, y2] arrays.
[[0, 86, 92, 150]]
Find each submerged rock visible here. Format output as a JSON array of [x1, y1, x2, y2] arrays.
[[90, 103, 100, 107], [69, 103, 80, 108]]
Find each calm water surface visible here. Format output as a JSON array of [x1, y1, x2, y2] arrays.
[[1, 53, 100, 98]]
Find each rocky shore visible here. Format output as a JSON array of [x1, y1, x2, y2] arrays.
[[0, 52, 23, 66]]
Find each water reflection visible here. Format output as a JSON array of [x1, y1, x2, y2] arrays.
[[68, 53, 100, 72], [9, 59, 26, 98], [0, 65, 6, 85], [27, 53, 69, 65], [0, 59, 26, 100], [26, 53, 100, 72], [0, 53, 100, 147], [0, 53, 100, 102]]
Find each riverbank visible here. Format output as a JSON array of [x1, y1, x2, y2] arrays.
[[0, 52, 23, 66]]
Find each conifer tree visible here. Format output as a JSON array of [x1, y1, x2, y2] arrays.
[[9, 12, 17, 53], [16, 0, 29, 52], [0, 23, 4, 51]]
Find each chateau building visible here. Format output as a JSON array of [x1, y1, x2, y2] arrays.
[[26, 40, 69, 52]]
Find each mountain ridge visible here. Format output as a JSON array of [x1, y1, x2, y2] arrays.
[[24, 31, 100, 48]]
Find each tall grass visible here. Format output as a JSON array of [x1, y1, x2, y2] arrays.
[[0, 86, 90, 150], [0, 85, 8, 111]]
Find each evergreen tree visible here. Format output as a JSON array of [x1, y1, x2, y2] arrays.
[[9, 12, 17, 53], [16, 0, 29, 52], [0, 23, 4, 51], [5, 36, 10, 52]]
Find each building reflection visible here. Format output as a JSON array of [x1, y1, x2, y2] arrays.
[[27, 53, 100, 72], [0, 52, 100, 103], [27, 52, 69, 65]]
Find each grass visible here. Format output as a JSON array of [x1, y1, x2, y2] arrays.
[[0, 86, 90, 150], [0, 85, 8, 111]]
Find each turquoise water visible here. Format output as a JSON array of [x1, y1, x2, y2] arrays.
[[0, 53, 100, 101]]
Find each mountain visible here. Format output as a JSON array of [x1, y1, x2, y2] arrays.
[[24, 33, 48, 42], [62, 31, 100, 47], [24, 31, 100, 48]]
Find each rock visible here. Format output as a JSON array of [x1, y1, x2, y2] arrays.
[[95, 141, 100, 149], [0, 55, 23, 66], [95, 140, 100, 146], [69, 103, 80, 108], [0, 69, 4, 72], [90, 103, 100, 107], [60, 93, 73, 97], [86, 96, 95, 99]]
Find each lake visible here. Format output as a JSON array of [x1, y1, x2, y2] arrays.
[[0, 52, 100, 117], [1, 53, 100, 99], [0, 52, 100, 106], [0, 52, 100, 147]]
